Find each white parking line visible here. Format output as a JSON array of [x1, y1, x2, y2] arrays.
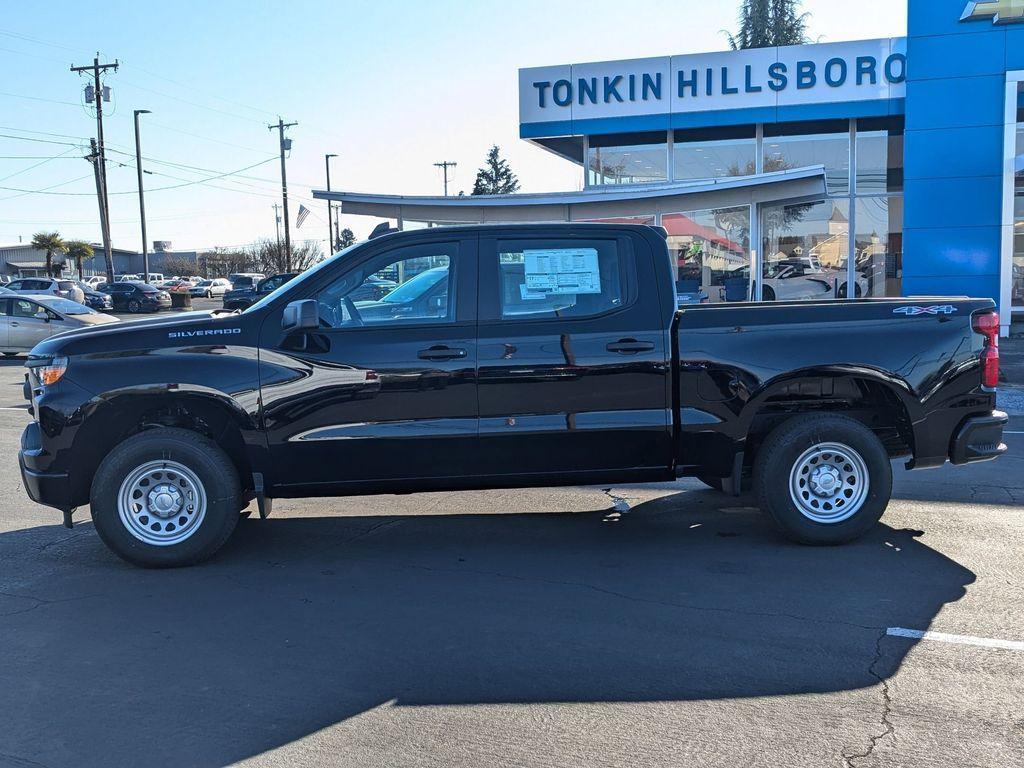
[[0, 406, 26, 411], [1005, 431, 1024, 435], [888, 627, 1024, 652]]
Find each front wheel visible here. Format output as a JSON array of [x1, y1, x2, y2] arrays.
[[753, 414, 891, 545], [90, 428, 241, 567]]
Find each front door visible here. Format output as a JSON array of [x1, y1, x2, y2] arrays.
[[475, 229, 672, 481], [8, 299, 56, 351], [258, 235, 479, 492]]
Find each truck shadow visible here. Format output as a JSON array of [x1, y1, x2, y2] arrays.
[[0, 492, 974, 768]]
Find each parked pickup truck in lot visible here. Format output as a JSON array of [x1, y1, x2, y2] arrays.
[[18, 224, 1007, 567]]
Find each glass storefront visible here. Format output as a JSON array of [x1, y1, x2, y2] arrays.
[[763, 121, 851, 195], [587, 132, 668, 186], [673, 126, 757, 181], [761, 200, 849, 302], [665, 207, 751, 304], [855, 196, 903, 298], [1014, 92, 1024, 311], [856, 118, 904, 194]]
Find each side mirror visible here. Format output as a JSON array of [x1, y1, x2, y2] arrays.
[[281, 299, 319, 332]]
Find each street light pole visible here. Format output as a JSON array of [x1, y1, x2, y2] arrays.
[[325, 153, 338, 252], [133, 109, 151, 281]]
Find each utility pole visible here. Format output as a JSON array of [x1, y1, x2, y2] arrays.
[[133, 109, 151, 281], [71, 55, 118, 283], [268, 118, 298, 270], [87, 139, 114, 282], [433, 160, 457, 197], [333, 205, 341, 252], [325, 153, 337, 253]]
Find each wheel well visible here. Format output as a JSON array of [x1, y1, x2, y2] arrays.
[[744, 376, 914, 468], [72, 395, 253, 503]]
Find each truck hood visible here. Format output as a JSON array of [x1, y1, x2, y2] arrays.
[[30, 309, 243, 357]]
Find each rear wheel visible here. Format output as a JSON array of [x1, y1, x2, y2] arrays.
[[2, 352, 18, 358], [753, 414, 891, 545], [90, 428, 240, 567], [127, 299, 141, 313]]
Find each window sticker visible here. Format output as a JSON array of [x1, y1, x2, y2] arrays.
[[523, 248, 601, 295]]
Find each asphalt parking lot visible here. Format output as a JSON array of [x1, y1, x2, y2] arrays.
[[0, 354, 1021, 767]]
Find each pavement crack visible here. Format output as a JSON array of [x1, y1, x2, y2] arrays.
[[402, 563, 881, 633], [0, 590, 101, 618], [601, 487, 632, 515], [842, 628, 896, 767]]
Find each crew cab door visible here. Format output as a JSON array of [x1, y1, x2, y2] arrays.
[[476, 229, 672, 481], [257, 234, 478, 491]]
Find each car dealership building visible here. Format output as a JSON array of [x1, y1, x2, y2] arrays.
[[316, 0, 1024, 335]]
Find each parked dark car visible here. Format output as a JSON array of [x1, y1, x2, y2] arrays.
[[72, 281, 114, 311], [96, 281, 171, 313], [222, 272, 298, 311], [19, 224, 1007, 567]]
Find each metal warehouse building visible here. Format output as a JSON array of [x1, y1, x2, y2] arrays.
[[317, 0, 1024, 336]]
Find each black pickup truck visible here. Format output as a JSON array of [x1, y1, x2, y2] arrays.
[[18, 224, 1007, 567]]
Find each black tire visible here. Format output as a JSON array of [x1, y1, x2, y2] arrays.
[[762, 286, 776, 301], [838, 282, 863, 299], [90, 428, 241, 567], [128, 299, 141, 313], [205, 290, 212, 299], [2, 352, 18, 358], [696, 475, 724, 492], [753, 414, 891, 545]]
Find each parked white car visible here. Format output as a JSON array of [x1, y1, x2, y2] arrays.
[[0, 295, 118, 357], [82, 276, 105, 289], [187, 278, 232, 298], [6, 278, 85, 304]]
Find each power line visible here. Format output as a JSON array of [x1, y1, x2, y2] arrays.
[[0, 147, 78, 183]]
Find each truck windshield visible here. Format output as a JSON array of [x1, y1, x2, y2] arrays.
[[243, 238, 367, 314]]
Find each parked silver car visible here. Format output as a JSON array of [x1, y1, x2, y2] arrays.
[[0, 295, 118, 357]]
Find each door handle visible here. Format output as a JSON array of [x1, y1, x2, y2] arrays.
[[606, 339, 655, 354], [417, 345, 468, 361], [10, 322, 19, 327]]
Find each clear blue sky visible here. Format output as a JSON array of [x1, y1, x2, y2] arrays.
[[0, 0, 907, 253]]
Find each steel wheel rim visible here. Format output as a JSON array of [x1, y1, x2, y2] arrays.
[[788, 441, 869, 524], [117, 459, 207, 546]]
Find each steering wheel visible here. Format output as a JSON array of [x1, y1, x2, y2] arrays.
[[342, 295, 364, 327]]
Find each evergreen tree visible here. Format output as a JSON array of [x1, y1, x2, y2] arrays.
[[727, 0, 809, 50], [335, 227, 355, 251], [471, 145, 520, 195]]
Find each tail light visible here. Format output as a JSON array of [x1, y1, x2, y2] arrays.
[[972, 312, 999, 389]]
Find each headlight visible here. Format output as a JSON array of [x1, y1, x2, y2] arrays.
[[34, 357, 68, 386]]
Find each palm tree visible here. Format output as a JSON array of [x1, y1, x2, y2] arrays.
[[30, 231, 67, 278], [64, 240, 94, 280]]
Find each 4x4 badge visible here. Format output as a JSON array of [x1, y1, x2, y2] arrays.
[[893, 305, 958, 316]]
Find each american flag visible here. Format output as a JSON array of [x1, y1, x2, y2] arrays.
[[295, 204, 310, 229]]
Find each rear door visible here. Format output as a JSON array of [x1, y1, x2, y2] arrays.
[[0, 299, 9, 348], [476, 228, 672, 480], [258, 233, 479, 491]]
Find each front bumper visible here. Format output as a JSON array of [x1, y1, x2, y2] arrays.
[[19, 421, 73, 510], [950, 410, 1008, 465]]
